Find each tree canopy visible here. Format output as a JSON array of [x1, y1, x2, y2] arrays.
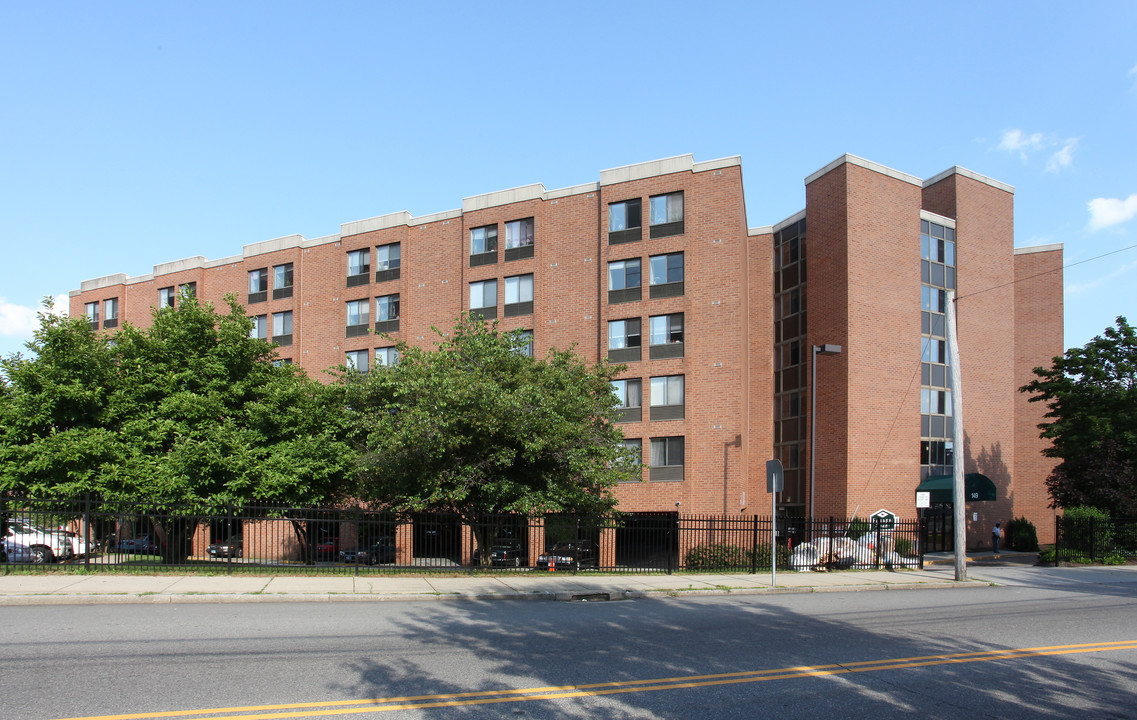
[[1020, 316, 1137, 516], [0, 295, 353, 509], [343, 315, 638, 533]]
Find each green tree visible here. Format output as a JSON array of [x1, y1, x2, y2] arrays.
[[344, 314, 638, 563], [0, 295, 355, 560], [1020, 316, 1137, 516]]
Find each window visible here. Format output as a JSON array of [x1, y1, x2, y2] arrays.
[[617, 438, 643, 478], [514, 330, 534, 357], [375, 294, 400, 332], [375, 347, 399, 367], [345, 350, 368, 374], [649, 436, 684, 481], [273, 263, 294, 299], [375, 243, 401, 282], [347, 249, 370, 287], [273, 359, 293, 367], [85, 302, 99, 328], [611, 378, 642, 423], [103, 298, 118, 329], [504, 274, 533, 317], [272, 311, 293, 346], [921, 388, 953, 416], [469, 280, 497, 319], [504, 218, 535, 261], [649, 192, 684, 238], [250, 314, 268, 340], [179, 282, 196, 298], [470, 225, 498, 266], [607, 318, 641, 362], [607, 258, 642, 304], [608, 199, 642, 245], [649, 252, 684, 298], [248, 269, 268, 304], [650, 375, 684, 421], [649, 313, 684, 359], [158, 286, 176, 308], [346, 299, 369, 337]]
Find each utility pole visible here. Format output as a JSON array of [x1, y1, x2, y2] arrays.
[[946, 290, 966, 581]]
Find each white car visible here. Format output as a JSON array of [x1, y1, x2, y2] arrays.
[[4, 519, 77, 564]]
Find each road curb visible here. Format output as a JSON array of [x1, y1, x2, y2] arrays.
[[0, 580, 991, 606]]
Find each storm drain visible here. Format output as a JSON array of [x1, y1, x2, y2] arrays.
[[567, 592, 611, 602]]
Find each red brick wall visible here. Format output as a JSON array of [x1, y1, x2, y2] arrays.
[[929, 174, 1017, 548], [747, 228, 775, 515], [1013, 247, 1064, 544]]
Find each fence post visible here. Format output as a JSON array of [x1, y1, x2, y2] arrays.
[[918, 516, 926, 570], [873, 519, 881, 570], [83, 493, 91, 571], [1089, 516, 1096, 563], [751, 515, 759, 575], [1054, 515, 1061, 567], [226, 500, 233, 575], [827, 516, 835, 571]]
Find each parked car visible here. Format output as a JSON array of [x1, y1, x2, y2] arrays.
[[339, 537, 396, 565], [473, 538, 527, 567], [537, 539, 598, 571], [115, 535, 159, 554], [207, 536, 243, 558], [315, 537, 339, 559], [4, 520, 76, 564]]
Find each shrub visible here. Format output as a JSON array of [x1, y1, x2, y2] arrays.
[[894, 537, 913, 557], [1061, 506, 1113, 554], [845, 517, 871, 541], [1006, 517, 1039, 552], [684, 543, 750, 570], [684, 543, 791, 571]]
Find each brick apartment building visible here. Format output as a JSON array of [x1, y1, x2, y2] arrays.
[[70, 153, 1064, 548]]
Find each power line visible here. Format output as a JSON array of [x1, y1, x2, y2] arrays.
[[957, 242, 1137, 302]]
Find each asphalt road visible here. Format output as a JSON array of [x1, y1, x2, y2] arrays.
[[5, 566, 1137, 720]]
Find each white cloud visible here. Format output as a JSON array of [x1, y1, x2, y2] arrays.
[[1045, 138, 1079, 173], [998, 129, 1046, 158], [998, 129, 1078, 172], [0, 295, 67, 337], [1088, 193, 1137, 231], [1066, 259, 1137, 296]]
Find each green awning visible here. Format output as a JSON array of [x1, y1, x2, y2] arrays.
[[916, 473, 997, 503]]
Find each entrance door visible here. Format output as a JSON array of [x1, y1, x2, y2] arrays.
[[923, 503, 953, 553]]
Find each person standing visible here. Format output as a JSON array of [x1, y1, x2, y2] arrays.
[[991, 522, 1003, 554]]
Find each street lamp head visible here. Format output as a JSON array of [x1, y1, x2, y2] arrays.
[[815, 343, 842, 355]]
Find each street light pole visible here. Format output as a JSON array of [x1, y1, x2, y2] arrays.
[[809, 344, 842, 523]]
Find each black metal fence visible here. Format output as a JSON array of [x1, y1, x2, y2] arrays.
[[1053, 515, 1137, 566], [1, 495, 925, 574]]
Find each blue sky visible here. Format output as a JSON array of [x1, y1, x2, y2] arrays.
[[1, 2, 1134, 360]]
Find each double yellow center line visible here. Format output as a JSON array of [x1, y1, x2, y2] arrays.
[[59, 640, 1137, 720]]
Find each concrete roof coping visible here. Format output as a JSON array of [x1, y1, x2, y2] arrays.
[[599, 154, 695, 186], [920, 210, 956, 228], [546, 181, 600, 201], [748, 225, 774, 236], [243, 234, 305, 258], [462, 183, 546, 213], [693, 156, 742, 173], [132, 273, 155, 284], [409, 209, 462, 226], [773, 209, 807, 233], [924, 166, 1014, 194], [203, 255, 243, 269], [341, 211, 413, 238], [805, 154, 922, 187], [1014, 243, 1063, 255], [303, 233, 342, 248], [79, 273, 130, 292], [153, 256, 207, 276]]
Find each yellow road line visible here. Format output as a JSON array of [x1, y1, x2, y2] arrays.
[[56, 640, 1137, 720]]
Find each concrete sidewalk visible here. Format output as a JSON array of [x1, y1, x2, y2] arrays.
[[0, 563, 996, 606]]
